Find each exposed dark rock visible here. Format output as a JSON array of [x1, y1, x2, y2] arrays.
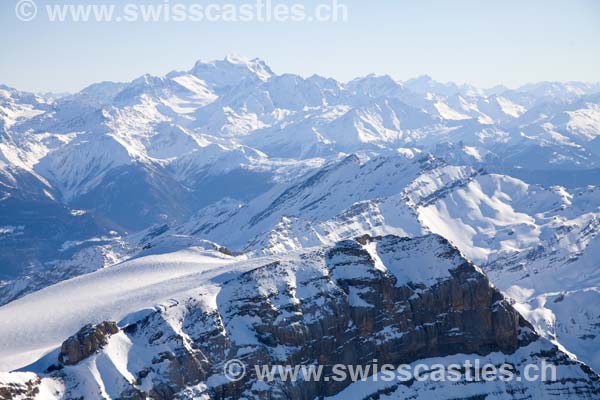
[[0, 376, 40, 400], [210, 235, 540, 398], [3, 235, 599, 399], [58, 321, 119, 365]]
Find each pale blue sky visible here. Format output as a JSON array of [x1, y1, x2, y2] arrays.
[[1, 0, 599, 93]]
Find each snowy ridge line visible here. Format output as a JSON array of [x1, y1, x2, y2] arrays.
[[0, 234, 599, 399], [2, 56, 600, 397]]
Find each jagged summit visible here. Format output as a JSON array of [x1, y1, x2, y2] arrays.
[[1, 234, 598, 399], [1, 58, 600, 398], [188, 55, 274, 89]]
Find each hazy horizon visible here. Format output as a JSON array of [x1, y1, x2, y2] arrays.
[[2, 0, 600, 93], [4, 53, 600, 96]]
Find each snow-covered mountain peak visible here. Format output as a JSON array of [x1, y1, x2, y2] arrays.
[[2, 234, 599, 399], [3, 60, 600, 394], [188, 55, 274, 91], [307, 73, 343, 90], [517, 81, 600, 98], [347, 73, 404, 97], [63, 81, 128, 108], [404, 74, 462, 96], [0, 85, 49, 130]]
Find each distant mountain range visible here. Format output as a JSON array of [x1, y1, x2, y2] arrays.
[[1, 56, 599, 399]]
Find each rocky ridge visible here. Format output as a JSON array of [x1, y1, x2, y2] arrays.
[[2, 235, 598, 399]]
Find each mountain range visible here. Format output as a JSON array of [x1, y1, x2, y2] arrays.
[[1, 56, 600, 399]]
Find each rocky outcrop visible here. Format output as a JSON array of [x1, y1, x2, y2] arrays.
[[58, 321, 119, 365], [0, 374, 41, 400], [2, 235, 599, 399], [211, 235, 539, 398]]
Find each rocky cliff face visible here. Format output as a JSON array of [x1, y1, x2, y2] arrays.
[[58, 321, 119, 366], [2, 235, 599, 399]]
